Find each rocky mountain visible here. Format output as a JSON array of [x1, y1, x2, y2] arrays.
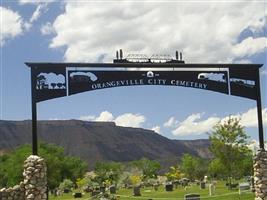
[[0, 120, 212, 169]]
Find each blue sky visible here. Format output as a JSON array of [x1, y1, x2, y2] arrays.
[[1, 1, 267, 146]]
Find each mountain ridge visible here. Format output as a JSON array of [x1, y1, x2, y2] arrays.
[[0, 120, 212, 169]]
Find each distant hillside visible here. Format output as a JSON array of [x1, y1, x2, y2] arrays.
[[0, 120, 212, 169]]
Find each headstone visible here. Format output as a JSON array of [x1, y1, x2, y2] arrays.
[[182, 181, 188, 187], [133, 186, 141, 196], [200, 182, 205, 189], [230, 183, 238, 189], [208, 183, 215, 196], [73, 192, 82, 198], [173, 180, 180, 188], [239, 182, 250, 194], [153, 184, 159, 191], [110, 185, 116, 194], [84, 186, 92, 193], [100, 186, 105, 193], [91, 190, 100, 197], [184, 193, 200, 200], [165, 183, 173, 191], [64, 189, 70, 193]]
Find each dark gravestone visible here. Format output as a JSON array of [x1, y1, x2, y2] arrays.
[[165, 183, 173, 191], [200, 182, 205, 189], [153, 184, 159, 191], [173, 180, 180, 188], [63, 189, 70, 193], [133, 186, 141, 196], [230, 183, 238, 189], [91, 190, 100, 197], [182, 181, 188, 187], [110, 185, 116, 194], [84, 186, 92, 193], [184, 193, 200, 200], [73, 192, 82, 198], [100, 186, 105, 193]]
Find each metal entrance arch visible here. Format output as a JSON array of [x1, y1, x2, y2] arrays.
[[26, 61, 264, 155]]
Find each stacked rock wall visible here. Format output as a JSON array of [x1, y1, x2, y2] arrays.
[[0, 155, 47, 200], [0, 183, 25, 200], [254, 149, 267, 200]]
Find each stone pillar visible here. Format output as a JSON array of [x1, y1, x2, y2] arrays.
[[254, 149, 267, 200], [23, 155, 47, 200]]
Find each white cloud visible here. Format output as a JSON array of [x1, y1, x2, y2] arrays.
[[164, 117, 178, 128], [172, 113, 220, 136], [170, 107, 267, 136], [41, 22, 54, 35], [232, 37, 267, 58], [248, 16, 266, 33], [47, 2, 266, 63], [95, 111, 114, 122], [79, 115, 95, 121], [30, 4, 46, 23], [79, 111, 145, 128], [115, 113, 145, 128], [19, 0, 55, 4], [223, 107, 267, 127], [151, 126, 161, 134], [0, 7, 24, 46], [1, 3, 49, 46]]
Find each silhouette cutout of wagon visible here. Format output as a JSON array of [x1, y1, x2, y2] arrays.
[[230, 78, 255, 88], [198, 73, 226, 82], [70, 72, 97, 83]]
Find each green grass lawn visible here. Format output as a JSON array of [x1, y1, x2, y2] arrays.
[[49, 181, 254, 200]]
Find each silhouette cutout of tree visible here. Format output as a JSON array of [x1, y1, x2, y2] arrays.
[[51, 83, 56, 89], [36, 75, 45, 89], [57, 83, 63, 89]]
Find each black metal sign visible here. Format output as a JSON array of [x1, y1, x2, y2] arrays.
[[32, 66, 258, 102], [68, 70, 230, 96], [26, 62, 264, 155]]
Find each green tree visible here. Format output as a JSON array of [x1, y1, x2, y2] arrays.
[[59, 179, 74, 191], [165, 165, 184, 181], [180, 154, 208, 180], [129, 175, 142, 186], [208, 159, 227, 179], [195, 157, 209, 180], [0, 143, 87, 189], [209, 117, 252, 184], [94, 161, 123, 185], [131, 158, 161, 180], [180, 154, 198, 180], [61, 156, 88, 183], [0, 146, 29, 186]]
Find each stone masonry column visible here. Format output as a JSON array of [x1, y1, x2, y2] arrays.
[[23, 155, 47, 200], [254, 149, 267, 200]]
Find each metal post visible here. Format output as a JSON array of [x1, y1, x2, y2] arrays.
[[31, 67, 38, 155], [256, 69, 264, 150]]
